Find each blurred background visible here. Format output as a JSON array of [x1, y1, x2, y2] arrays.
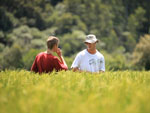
[[0, 0, 150, 71]]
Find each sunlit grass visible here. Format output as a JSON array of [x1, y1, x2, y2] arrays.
[[0, 70, 150, 113]]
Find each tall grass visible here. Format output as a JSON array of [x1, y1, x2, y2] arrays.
[[0, 70, 150, 113]]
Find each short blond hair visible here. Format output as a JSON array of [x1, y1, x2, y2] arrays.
[[47, 36, 59, 49]]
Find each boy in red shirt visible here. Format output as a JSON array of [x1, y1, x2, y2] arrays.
[[31, 36, 68, 74]]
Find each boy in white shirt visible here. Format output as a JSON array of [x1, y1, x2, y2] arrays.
[[71, 34, 105, 73]]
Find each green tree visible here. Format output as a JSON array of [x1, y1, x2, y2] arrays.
[[0, 45, 24, 70], [55, 13, 86, 35], [127, 7, 146, 41], [133, 34, 150, 70], [60, 30, 85, 56], [23, 49, 42, 70], [121, 32, 136, 52], [0, 7, 18, 31], [64, 0, 113, 37], [7, 25, 47, 51], [102, 30, 120, 53]]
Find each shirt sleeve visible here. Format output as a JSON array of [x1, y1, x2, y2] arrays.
[[71, 53, 81, 69], [54, 57, 68, 71]]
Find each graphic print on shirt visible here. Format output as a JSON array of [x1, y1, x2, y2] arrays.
[[98, 59, 103, 70], [89, 58, 103, 72], [89, 59, 97, 72]]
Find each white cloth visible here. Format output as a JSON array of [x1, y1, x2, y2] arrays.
[[71, 49, 105, 72]]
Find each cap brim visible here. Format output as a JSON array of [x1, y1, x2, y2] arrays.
[[84, 40, 99, 43]]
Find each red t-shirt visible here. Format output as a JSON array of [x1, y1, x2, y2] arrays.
[[31, 52, 68, 74]]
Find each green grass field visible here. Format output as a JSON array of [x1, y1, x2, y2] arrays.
[[0, 70, 150, 113]]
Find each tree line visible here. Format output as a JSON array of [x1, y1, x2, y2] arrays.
[[0, 0, 150, 70]]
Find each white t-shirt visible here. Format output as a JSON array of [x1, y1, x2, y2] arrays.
[[71, 49, 105, 72]]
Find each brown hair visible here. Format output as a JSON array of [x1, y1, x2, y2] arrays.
[[47, 36, 59, 49]]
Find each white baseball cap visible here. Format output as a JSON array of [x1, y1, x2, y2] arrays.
[[84, 34, 99, 43]]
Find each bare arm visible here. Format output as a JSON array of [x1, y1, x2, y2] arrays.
[[72, 67, 79, 72], [56, 48, 68, 68], [72, 67, 87, 73], [99, 70, 105, 73]]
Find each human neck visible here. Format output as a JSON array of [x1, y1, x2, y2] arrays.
[[87, 49, 96, 54], [46, 49, 53, 54]]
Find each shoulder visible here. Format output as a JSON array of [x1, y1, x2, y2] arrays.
[[96, 51, 104, 58], [77, 49, 87, 56], [39, 52, 45, 55], [36, 52, 45, 57]]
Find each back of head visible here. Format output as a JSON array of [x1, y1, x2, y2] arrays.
[[47, 36, 59, 49]]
